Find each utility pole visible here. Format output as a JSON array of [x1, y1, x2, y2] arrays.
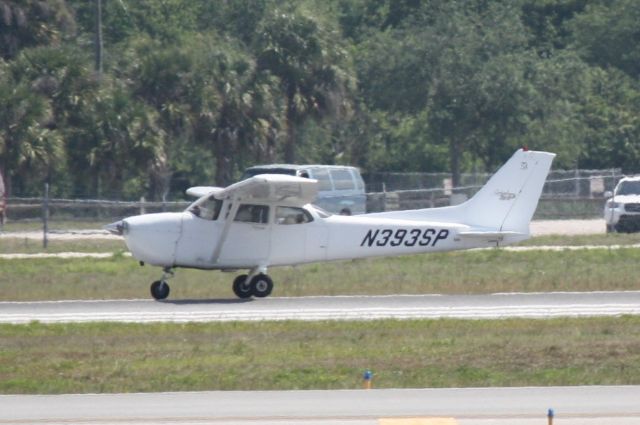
[[95, 0, 103, 77]]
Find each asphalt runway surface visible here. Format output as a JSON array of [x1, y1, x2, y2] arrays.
[[1, 386, 639, 424], [2, 291, 640, 324]]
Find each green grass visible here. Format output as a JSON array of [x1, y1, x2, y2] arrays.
[[1, 219, 114, 233], [0, 237, 125, 253], [1, 317, 638, 394], [2, 246, 640, 301]]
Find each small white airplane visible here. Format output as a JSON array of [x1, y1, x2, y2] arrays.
[[106, 148, 555, 300]]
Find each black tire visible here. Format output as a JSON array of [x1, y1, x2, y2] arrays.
[[150, 280, 170, 300], [251, 274, 274, 298], [339, 208, 351, 216], [233, 274, 253, 298]]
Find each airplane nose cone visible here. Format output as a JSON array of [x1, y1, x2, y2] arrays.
[[121, 213, 183, 266], [104, 220, 127, 235]]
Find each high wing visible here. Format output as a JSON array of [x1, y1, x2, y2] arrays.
[[186, 186, 224, 198], [216, 174, 318, 205]]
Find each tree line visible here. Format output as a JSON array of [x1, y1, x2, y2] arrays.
[[1, 0, 639, 199]]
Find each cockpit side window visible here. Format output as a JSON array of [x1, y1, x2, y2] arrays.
[[235, 204, 269, 224], [189, 196, 223, 220], [276, 206, 313, 225]]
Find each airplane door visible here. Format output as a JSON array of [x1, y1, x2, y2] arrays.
[[270, 225, 306, 265], [270, 206, 307, 265], [305, 222, 328, 262], [218, 204, 270, 266], [270, 206, 328, 265]]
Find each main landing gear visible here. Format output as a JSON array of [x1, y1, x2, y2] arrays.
[[232, 273, 274, 299], [148, 267, 274, 300]]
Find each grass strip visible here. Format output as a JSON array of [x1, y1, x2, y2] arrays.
[[0, 238, 124, 254], [2, 247, 640, 301], [1, 317, 639, 394]]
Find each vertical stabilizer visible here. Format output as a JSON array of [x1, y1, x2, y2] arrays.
[[461, 149, 555, 233], [365, 149, 555, 237]]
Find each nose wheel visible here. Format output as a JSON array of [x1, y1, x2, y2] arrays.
[[150, 267, 174, 300], [232, 273, 273, 298], [150, 280, 170, 300]]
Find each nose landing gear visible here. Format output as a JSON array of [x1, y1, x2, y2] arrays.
[[150, 267, 174, 300]]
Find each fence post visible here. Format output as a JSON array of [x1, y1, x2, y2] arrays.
[[42, 183, 49, 249]]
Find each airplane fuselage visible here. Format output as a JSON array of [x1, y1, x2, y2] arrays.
[[121, 204, 503, 271]]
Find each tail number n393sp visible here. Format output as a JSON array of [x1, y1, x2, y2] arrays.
[[360, 228, 449, 248]]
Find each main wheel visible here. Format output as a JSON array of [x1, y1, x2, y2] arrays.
[[150, 280, 170, 300], [251, 274, 273, 298], [232, 274, 253, 299]]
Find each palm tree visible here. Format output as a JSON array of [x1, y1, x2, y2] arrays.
[[256, 10, 350, 163], [189, 38, 283, 186], [0, 72, 63, 195], [0, 0, 76, 60]]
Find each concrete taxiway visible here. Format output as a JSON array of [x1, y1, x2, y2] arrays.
[[1, 291, 640, 324], [1, 386, 638, 424]]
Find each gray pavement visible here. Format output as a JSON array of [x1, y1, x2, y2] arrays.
[[1, 386, 638, 424], [1, 292, 640, 323]]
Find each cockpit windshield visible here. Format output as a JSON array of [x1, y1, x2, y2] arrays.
[[188, 195, 223, 220], [309, 204, 332, 218]]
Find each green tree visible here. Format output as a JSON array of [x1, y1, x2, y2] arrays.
[[520, 0, 587, 56], [570, 0, 640, 78], [121, 34, 284, 191], [188, 36, 284, 186], [0, 60, 63, 196], [256, 9, 352, 163], [0, 0, 76, 60], [354, 1, 535, 183], [576, 68, 640, 171], [81, 85, 164, 199]]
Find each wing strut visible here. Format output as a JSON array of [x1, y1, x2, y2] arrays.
[[211, 197, 241, 264]]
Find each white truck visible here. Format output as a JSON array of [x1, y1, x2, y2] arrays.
[[604, 176, 640, 233]]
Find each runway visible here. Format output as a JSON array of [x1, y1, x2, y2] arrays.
[[2, 291, 640, 324], [1, 386, 638, 424]]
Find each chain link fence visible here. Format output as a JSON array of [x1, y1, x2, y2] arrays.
[[0, 169, 629, 238], [366, 169, 624, 219]]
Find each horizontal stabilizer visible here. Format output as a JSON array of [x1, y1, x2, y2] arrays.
[[458, 229, 529, 246], [458, 230, 527, 240]]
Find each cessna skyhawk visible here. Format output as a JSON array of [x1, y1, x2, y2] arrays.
[[106, 149, 555, 300]]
